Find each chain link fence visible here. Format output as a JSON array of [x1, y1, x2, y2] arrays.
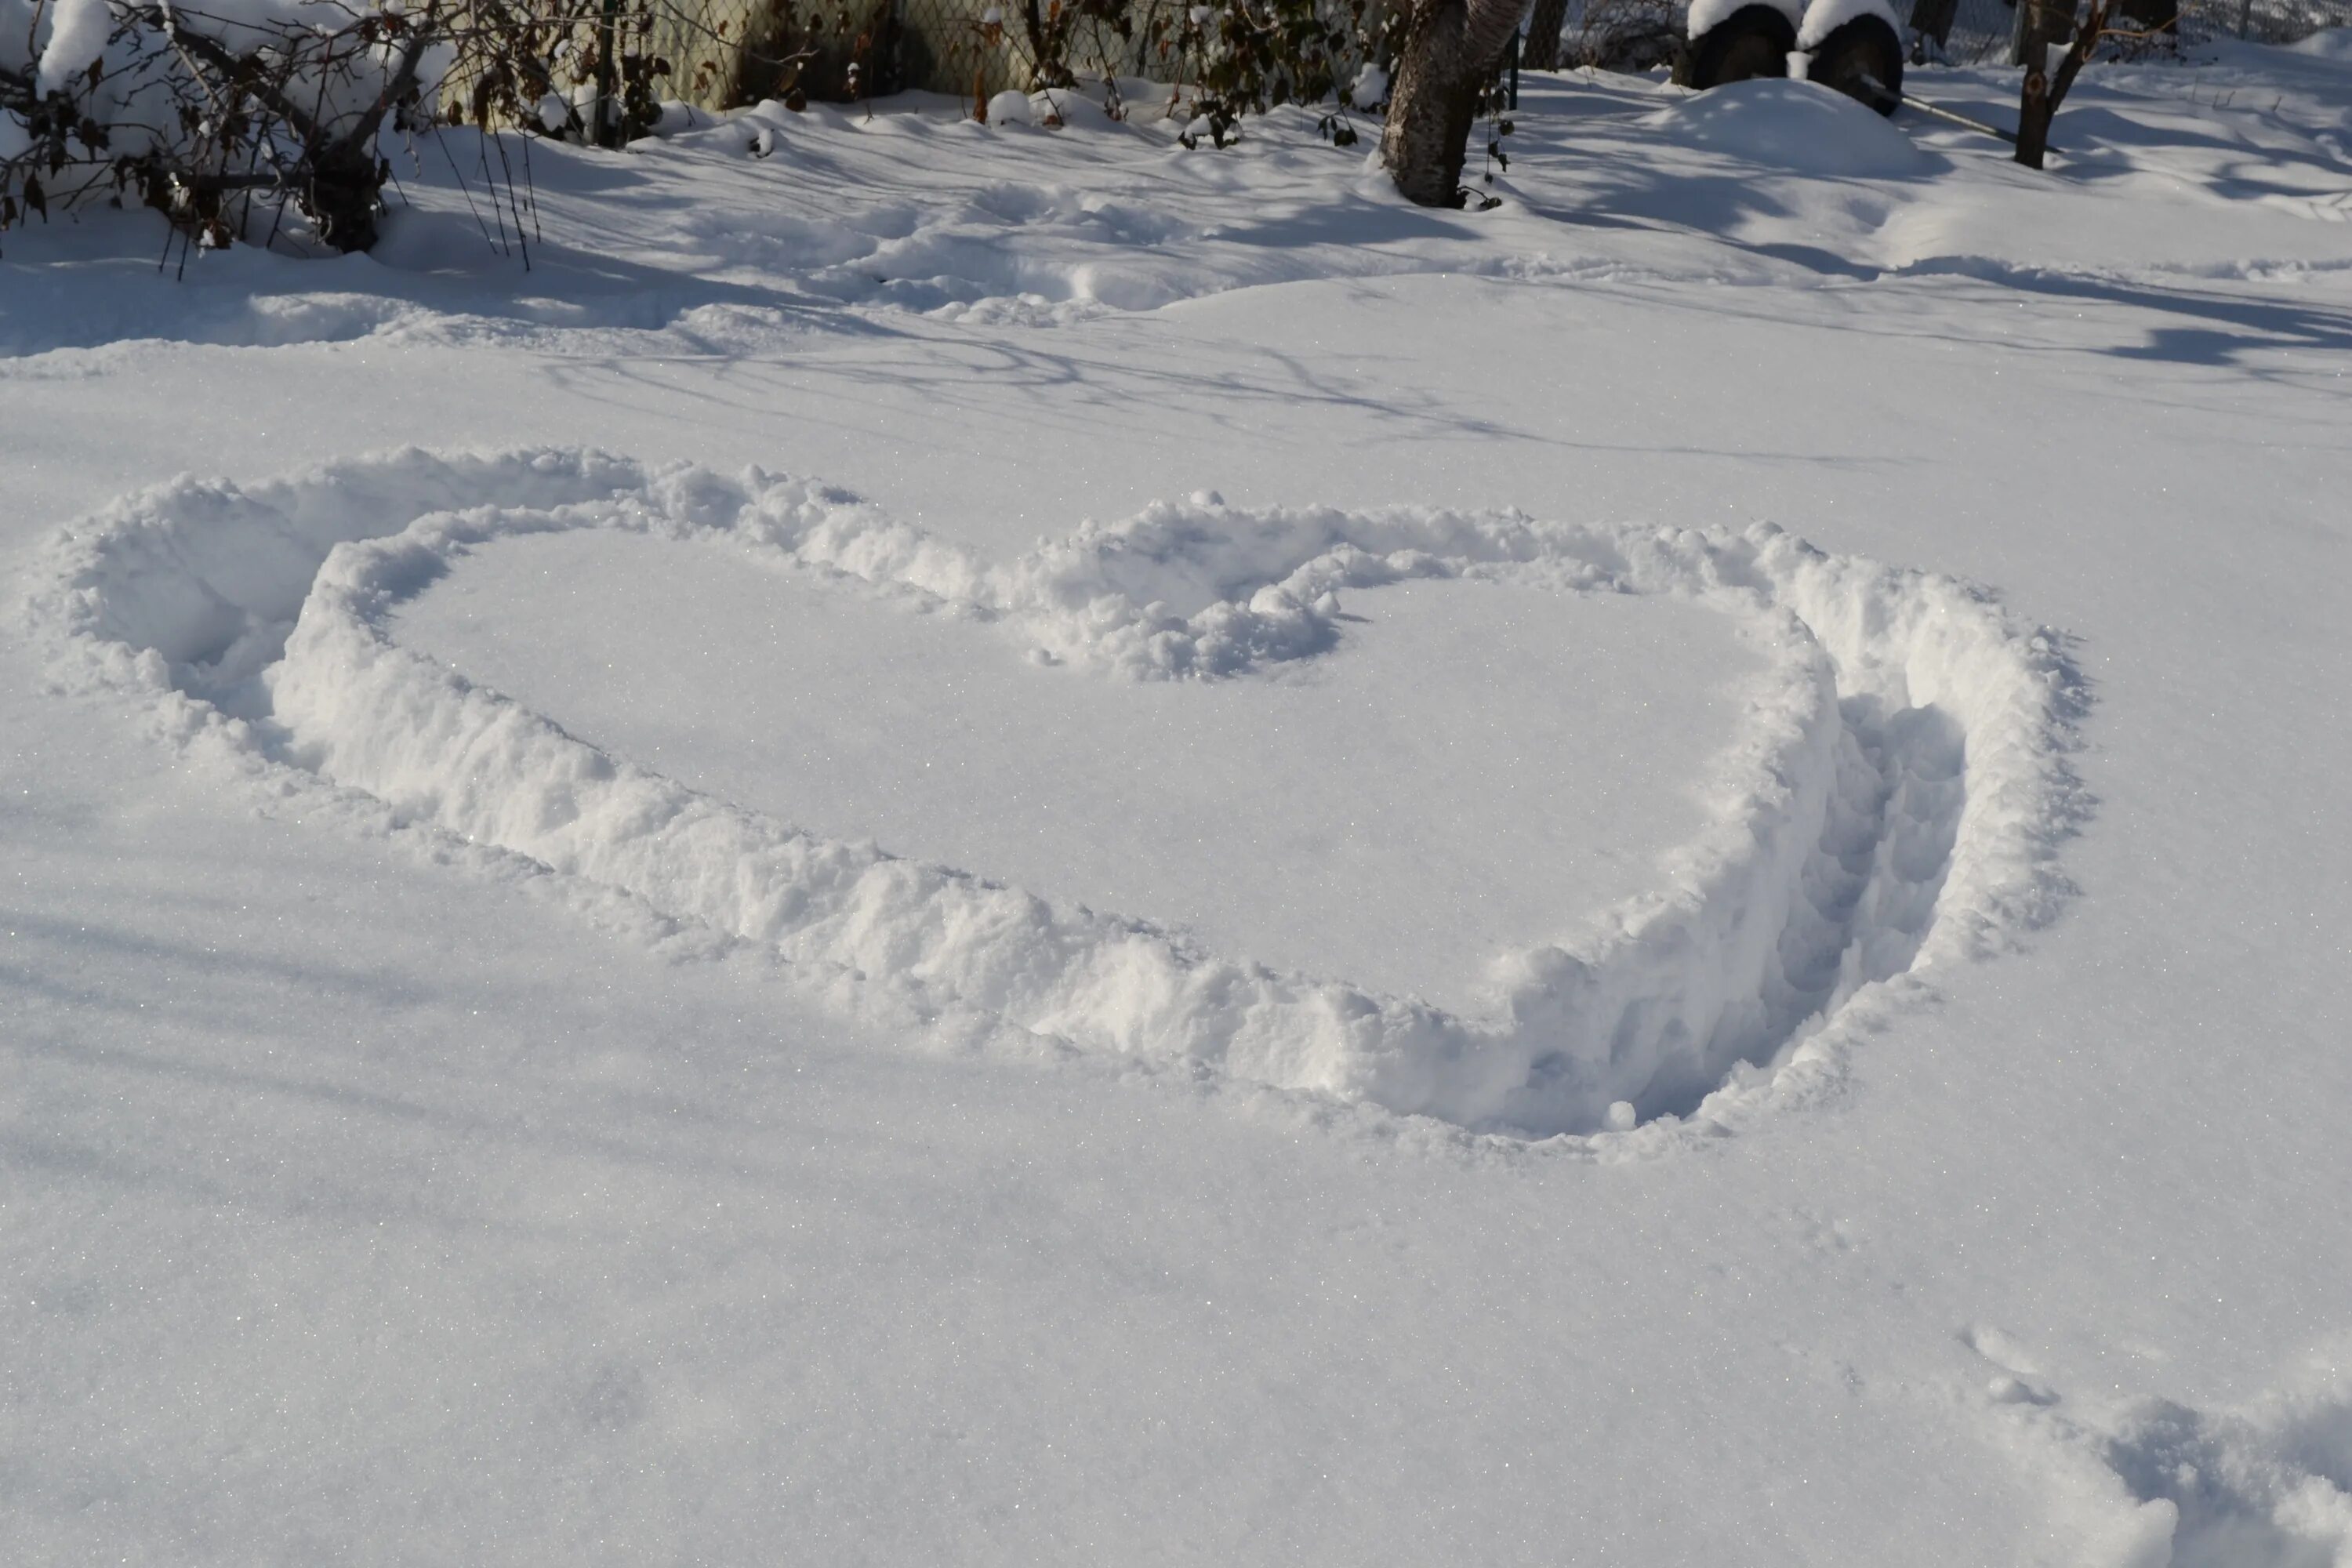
[[636, 0, 2344, 118], [889, 0, 1210, 98], [641, 0, 1246, 109], [638, 0, 895, 106], [1926, 0, 2352, 65], [633, 0, 1014, 111], [1551, 0, 2350, 67]]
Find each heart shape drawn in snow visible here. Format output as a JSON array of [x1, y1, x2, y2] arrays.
[[27, 448, 2085, 1149]]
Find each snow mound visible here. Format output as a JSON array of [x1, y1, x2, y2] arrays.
[[1649, 79, 1927, 176], [24, 448, 2083, 1146], [2288, 26, 2352, 60]]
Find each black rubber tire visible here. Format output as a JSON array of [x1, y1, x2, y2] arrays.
[[1673, 5, 1799, 90], [1806, 14, 1904, 114]]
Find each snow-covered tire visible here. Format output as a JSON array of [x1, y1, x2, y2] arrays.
[[1674, 4, 1799, 90], [1806, 14, 1904, 114]]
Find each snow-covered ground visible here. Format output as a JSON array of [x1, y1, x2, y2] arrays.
[[6, 44, 2352, 1568]]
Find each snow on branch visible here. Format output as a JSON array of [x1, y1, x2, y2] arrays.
[[0, 0, 696, 254]]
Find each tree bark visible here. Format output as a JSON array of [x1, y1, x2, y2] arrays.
[[1522, 0, 1573, 71], [2015, 0, 2102, 168], [2010, 0, 2073, 66], [2012, 0, 2067, 165], [1381, 0, 1526, 207]]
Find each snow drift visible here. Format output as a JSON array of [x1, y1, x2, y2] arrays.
[[24, 448, 2084, 1145], [1646, 79, 1926, 177]]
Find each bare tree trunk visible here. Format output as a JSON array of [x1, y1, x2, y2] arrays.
[[1381, 0, 1526, 206], [1522, 0, 1573, 71], [2012, 0, 2066, 164], [2015, 0, 2103, 168]]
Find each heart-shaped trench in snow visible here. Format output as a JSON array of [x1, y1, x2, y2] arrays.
[[389, 528, 1772, 1020], [27, 448, 2084, 1145]]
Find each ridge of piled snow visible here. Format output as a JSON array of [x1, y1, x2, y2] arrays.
[[2287, 26, 2352, 59], [1968, 1328, 2352, 1568], [1646, 78, 1928, 176], [24, 447, 2084, 1145]]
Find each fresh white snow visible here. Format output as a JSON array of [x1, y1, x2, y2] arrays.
[[1688, 0, 1809, 43], [5, 42, 2352, 1568], [389, 532, 1766, 1016], [1795, 0, 1905, 52], [1646, 78, 1929, 174], [27, 445, 2075, 1136], [29, 0, 111, 94]]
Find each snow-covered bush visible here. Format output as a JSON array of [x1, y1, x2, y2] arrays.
[[1163, 0, 1396, 147], [0, 0, 450, 249], [0, 0, 681, 253]]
